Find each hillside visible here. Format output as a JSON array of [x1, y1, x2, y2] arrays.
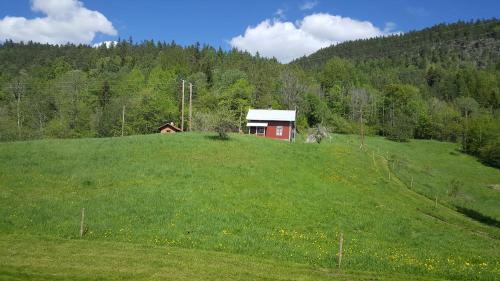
[[292, 19, 500, 69], [0, 235, 447, 281], [2, 19, 499, 171], [0, 133, 499, 280]]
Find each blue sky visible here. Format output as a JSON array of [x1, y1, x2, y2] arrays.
[[0, 0, 498, 62]]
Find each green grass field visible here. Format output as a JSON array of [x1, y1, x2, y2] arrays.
[[0, 133, 499, 280]]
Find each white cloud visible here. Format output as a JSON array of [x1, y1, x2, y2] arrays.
[[92, 40, 118, 48], [300, 13, 388, 42], [275, 9, 285, 20], [0, 0, 117, 45], [300, 1, 319, 11], [230, 13, 398, 63], [383, 22, 397, 33], [230, 19, 328, 63]]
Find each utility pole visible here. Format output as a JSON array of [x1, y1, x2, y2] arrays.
[[181, 80, 185, 131], [189, 83, 193, 131]]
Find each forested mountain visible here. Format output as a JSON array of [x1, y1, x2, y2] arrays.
[[293, 19, 500, 69], [0, 19, 499, 167]]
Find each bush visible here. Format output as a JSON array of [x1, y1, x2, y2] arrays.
[[295, 115, 309, 134], [192, 112, 215, 132], [326, 114, 353, 134], [479, 138, 500, 168], [385, 114, 415, 142], [213, 106, 237, 139]]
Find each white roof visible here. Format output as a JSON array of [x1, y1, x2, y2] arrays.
[[247, 122, 268, 127], [246, 109, 296, 122]]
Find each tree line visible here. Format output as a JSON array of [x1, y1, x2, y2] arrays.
[[0, 19, 499, 167]]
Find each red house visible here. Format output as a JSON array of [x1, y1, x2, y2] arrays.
[[246, 109, 296, 141]]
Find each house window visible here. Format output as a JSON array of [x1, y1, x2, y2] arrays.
[[276, 126, 283, 136], [257, 127, 265, 134]]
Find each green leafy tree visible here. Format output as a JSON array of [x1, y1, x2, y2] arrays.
[[319, 57, 358, 91], [47, 70, 91, 138], [456, 96, 479, 152], [213, 105, 237, 139], [349, 88, 373, 148], [382, 84, 421, 141], [220, 78, 253, 132], [301, 93, 328, 127]]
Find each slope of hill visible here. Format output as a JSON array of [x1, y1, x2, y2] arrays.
[[292, 19, 500, 70], [0, 235, 447, 281], [0, 133, 499, 280]]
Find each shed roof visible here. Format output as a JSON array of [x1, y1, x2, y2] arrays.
[[158, 122, 182, 132], [246, 109, 296, 122]]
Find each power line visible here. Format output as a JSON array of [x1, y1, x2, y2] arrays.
[[5, 76, 199, 86]]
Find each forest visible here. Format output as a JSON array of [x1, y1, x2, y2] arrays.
[[0, 18, 499, 167]]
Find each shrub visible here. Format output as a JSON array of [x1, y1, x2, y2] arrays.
[[326, 114, 353, 134], [213, 106, 237, 139], [479, 138, 500, 168], [385, 114, 415, 142], [192, 112, 215, 132]]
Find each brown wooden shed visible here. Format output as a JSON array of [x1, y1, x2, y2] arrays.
[[158, 122, 182, 134]]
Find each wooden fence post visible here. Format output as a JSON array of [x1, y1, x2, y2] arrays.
[[80, 207, 85, 237], [338, 232, 343, 268], [121, 105, 126, 137]]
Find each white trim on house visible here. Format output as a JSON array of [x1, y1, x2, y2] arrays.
[[246, 122, 268, 127]]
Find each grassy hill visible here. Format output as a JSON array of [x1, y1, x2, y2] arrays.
[[0, 133, 499, 280]]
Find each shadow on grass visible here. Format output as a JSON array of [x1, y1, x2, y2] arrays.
[[455, 206, 500, 228], [204, 135, 231, 141]]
